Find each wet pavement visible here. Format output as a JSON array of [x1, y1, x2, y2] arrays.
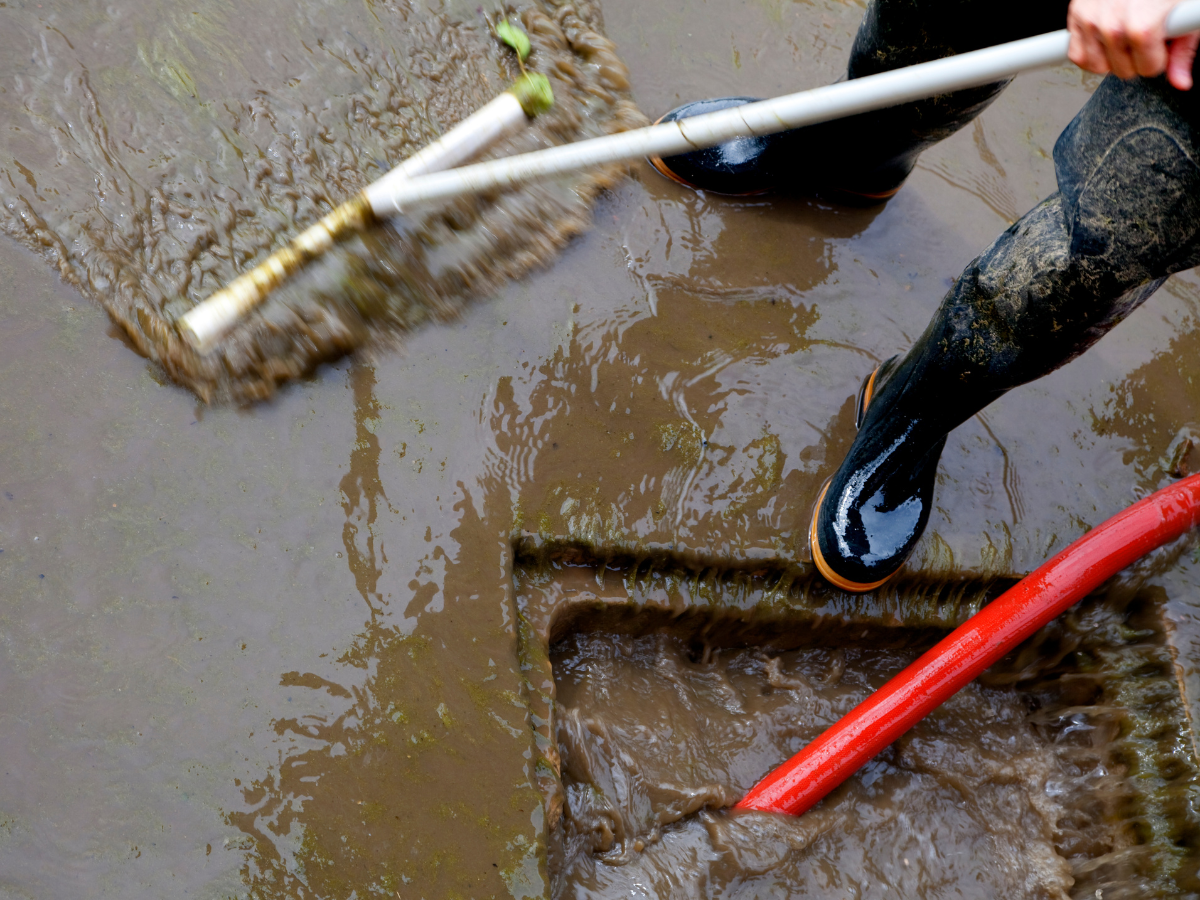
[[2, 0, 1200, 897]]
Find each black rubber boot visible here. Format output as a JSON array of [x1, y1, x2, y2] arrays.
[[649, 0, 1070, 198], [811, 68, 1200, 590], [648, 97, 780, 196]]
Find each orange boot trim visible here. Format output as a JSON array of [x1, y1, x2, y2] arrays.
[[809, 481, 894, 593]]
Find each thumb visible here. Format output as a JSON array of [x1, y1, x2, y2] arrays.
[[1167, 32, 1200, 90]]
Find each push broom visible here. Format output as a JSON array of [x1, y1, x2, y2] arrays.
[[180, 1, 1200, 353], [179, 28, 553, 354]]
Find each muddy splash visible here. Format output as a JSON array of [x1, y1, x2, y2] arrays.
[[553, 635, 1077, 899], [518, 562, 1200, 900], [0, 0, 643, 403]]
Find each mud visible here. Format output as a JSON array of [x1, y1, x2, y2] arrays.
[[520, 561, 1200, 900], [0, 0, 643, 403], [553, 636, 1078, 899], [4, 0, 1200, 899]]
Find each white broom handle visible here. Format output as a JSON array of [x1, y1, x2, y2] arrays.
[[371, 0, 1200, 215], [178, 91, 530, 352], [364, 91, 527, 216]]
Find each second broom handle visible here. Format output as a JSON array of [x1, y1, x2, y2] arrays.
[[370, 0, 1200, 216]]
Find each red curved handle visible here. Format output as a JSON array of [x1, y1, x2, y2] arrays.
[[736, 473, 1200, 816]]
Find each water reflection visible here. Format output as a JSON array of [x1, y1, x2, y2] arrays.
[[228, 359, 543, 898], [1090, 279, 1200, 494], [491, 280, 861, 565], [340, 363, 394, 626], [227, 362, 417, 897]]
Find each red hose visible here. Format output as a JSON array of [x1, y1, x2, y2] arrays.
[[736, 472, 1200, 816]]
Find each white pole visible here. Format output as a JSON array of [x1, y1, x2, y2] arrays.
[[372, 0, 1200, 215], [363, 91, 528, 215], [180, 88, 535, 354]]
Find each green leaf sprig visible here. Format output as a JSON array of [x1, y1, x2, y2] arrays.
[[496, 19, 532, 73]]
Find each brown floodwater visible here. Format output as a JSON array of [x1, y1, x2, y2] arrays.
[[552, 635, 1089, 899], [519, 560, 1200, 900], [3, 0, 1200, 898]]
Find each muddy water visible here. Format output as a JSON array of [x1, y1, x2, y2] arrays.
[[551, 634, 1078, 899], [520, 559, 1200, 899], [4, 0, 1200, 899], [0, 0, 643, 402]]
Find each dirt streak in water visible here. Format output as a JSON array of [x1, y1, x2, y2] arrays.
[[0, 0, 645, 403]]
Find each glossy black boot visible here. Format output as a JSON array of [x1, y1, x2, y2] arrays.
[[648, 96, 913, 201], [810, 65, 1200, 591], [649, 0, 1069, 198], [810, 354, 955, 591], [648, 98, 781, 196]]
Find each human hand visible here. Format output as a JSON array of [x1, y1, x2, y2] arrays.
[[1068, 0, 1200, 90]]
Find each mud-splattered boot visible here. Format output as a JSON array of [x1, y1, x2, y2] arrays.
[[810, 67, 1200, 590], [649, 0, 1069, 199]]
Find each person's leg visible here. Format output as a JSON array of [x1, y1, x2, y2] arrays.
[[650, 0, 1070, 198], [811, 69, 1200, 590]]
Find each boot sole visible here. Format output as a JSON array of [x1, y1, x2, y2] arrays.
[[839, 183, 904, 201], [646, 153, 768, 196], [855, 364, 880, 430]]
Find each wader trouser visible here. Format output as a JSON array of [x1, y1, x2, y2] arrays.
[[813, 0, 1200, 588]]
